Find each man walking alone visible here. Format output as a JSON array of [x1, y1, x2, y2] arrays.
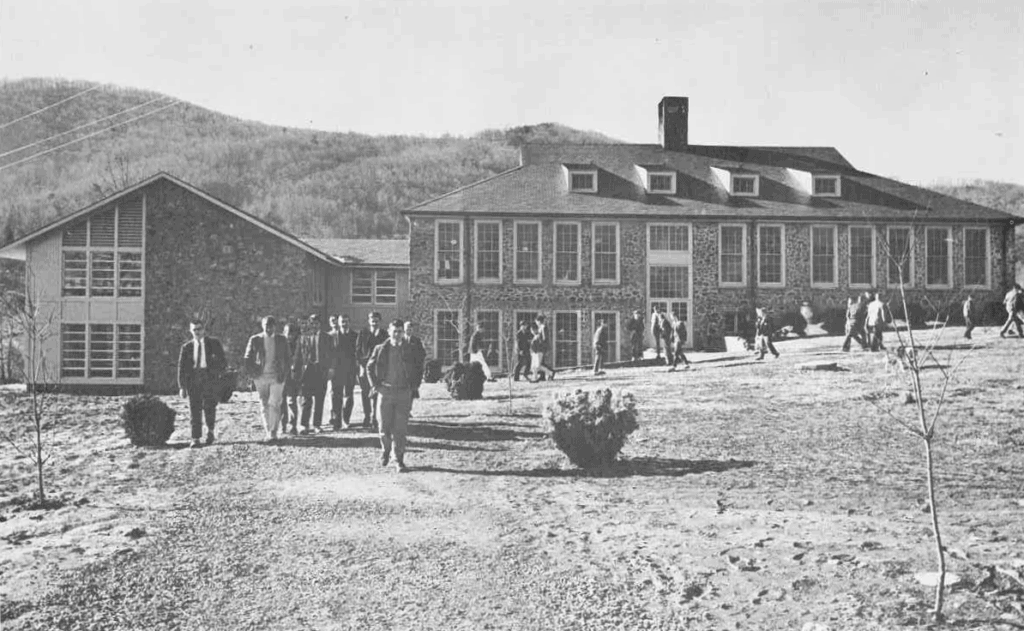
[[366, 319, 424, 473]]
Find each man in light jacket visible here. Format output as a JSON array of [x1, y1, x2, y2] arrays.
[[244, 316, 291, 442]]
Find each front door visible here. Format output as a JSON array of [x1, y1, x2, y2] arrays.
[[646, 223, 693, 349]]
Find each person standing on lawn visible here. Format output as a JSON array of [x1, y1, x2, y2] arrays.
[[866, 292, 888, 352], [659, 308, 675, 366], [592, 318, 609, 375], [281, 322, 302, 435], [962, 295, 976, 340], [999, 284, 1024, 338], [530, 316, 555, 382], [513, 320, 533, 381], [177, 319, 227, 448], [329, 314, 360, 429], [357, 312, 388, 427], [842, 295, 869, 352], [243, 316, 290, 442], [668, 311, 692, 371], [294, 314, 332, 434], [468, 321, 495, 381], [403, 320, 427, 413], [366, 319, 424, 473], [754, 307, 780, 360], [626, 309, 645, 363], [650, 305, 664, 360]]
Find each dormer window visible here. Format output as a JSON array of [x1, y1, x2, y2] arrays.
[[731, 174, 759, 197], [812, 175, 841, 197], [635, 165, 677, 194], [563, 164, 598, 193]]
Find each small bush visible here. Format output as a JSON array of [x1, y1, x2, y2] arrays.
[[544, 388, 639, 469], [121, 395, 176, 447], [818, 308, 848, 335], [445, 362, 486, 400], [422, 359, 443, 384], [889, 301, 927, 328]]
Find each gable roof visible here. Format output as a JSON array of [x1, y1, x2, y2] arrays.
[[0, 172, 343, 264], [404, 144, 1013, 223], [302, 238, 409, 266]]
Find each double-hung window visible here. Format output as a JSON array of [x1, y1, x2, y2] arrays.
[[719, 225, 746, 286], [435, 220, 463, 283], [592, 222, 619, 284], [553, 312, 580, 368], [554, 222, 580, 284], [351, 270, 397, 304], [757, 225, 784, 286], [925, 227, 952, 287], [62, 197, 144, 298], [474, 221, 501, 283], [848, 226, 875, 287], [810, 225, 837, 287], [434, 310, 462, 365], [886, 226, 913, 287], [514, 221, 541, 283], [963, 227, 989, 288]]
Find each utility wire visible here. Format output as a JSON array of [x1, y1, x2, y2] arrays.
[[0, 100, 183, 173], [0, 85, 101, 131], [0, 97, 170, 159]]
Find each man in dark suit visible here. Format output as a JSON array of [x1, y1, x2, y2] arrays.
[[243, 315, 291, 442], [330, 314, 360, 430], [367, 319, 425, 472], [513, 320, 533, 381], [177, 319, 227, 448], [356, 311, 388, 428], [294, 314, 332, 434]]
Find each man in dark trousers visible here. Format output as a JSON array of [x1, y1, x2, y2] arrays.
[[626, 309, 645, 363], [592, 319, 609, 376], [999, 284, 1024, 338], [650, 305, 663, 360], [513, 320, 533, 381], [659, 308, 675, 366], [330, 314, 360, 430], [403, 320, 426, 413], [366, 319, 424, 473], [177, 319, 227, 448], [668, 312, 692, 371], [842, 296, 869, 352], [294, 313, 332, 434], [357, 311, 388, 428], [754, 307, 780, 360], [962, 295, 975, 340], [281, 322, 302, 435]]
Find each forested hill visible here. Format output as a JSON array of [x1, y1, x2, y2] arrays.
[[0, 78, 617, 243]]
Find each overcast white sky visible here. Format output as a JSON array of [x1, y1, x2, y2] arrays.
[[1, 0, 1021, 185]]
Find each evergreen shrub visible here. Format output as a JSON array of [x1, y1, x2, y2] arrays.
[[445, 362, 485, 400], [121, 395, 176, 447], [544, 388, 639, 469]]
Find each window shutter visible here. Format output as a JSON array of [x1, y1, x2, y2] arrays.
[[90, 208, 116, 247], [117, 197, 143, 247], [63, 221, 88, 247]]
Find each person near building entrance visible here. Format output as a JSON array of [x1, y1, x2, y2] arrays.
[[530, 315, 555, 382], [330, 314, 360, 429], [366, 319, 424, 473], [962, 295, 976, 340], [754, 307, 780, 360], [650, 305, 664, 359], [659, 308, 675, 366], [357, 312, 388, 427], [668, 312, 691, 371], [866, 293, 889, 352], [468, 321, 495, 381], [592, 319, 609, 375], [626, 309, 645, 363], [294, 314, 332, 434], [177, 319, 227, 448], [513, 320, 533, 380], [244, 316, 290, 442], [999, 284, 1024, 338]]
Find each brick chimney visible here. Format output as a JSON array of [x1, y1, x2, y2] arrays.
[[658, 97, 689, 150]]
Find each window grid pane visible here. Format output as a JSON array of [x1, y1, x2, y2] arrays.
[[88, 324, 115, 378], [436, 311, 461, 365], [117, 198, 144, 247], [116, 324, 142, 379], [593, 224, 618, 282], [758, 226, 782, 284], [849, 227, 874, 286], [811, 227, 836, 284], [63, 221, 88, 247], [732, 177, 755, 194], [887, 228, 912, 286], [90, 252, 116, 297], [814, 177, 838, 195], [63, 251, 88, 297], [515, 224, 540, 281], [476, 311, 501, 367], [594, 312, 618, 363], [649, 174, 673, 192], [117, 252, 143, 297], [352, 270, 373, 303], [650, 266, 689, 299], [61, 324, 87, 378], [570, 173, 594, 191], [720, 227, 744, 283], [437, 222, 461, 280], [650, 225, 688, 251], [476, 223, 500, 281], [926, 228, 950, 286], [375, 271, 397, 304], [89, 209, 115, 247], [554, 313, 579, 368], [964, 229, 988, 286], [554, 224, 579, 282]]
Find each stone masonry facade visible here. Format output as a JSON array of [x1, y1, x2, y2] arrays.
[[144, 179, 327, 392]]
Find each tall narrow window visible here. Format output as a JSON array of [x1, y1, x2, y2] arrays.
[[435, 310, 462, 365], [475, 310, 501, 367], [352, 270, 373, 303], [811, 226, 837, 286], [554, 312, 579, 368], [515, 222, 541, 283], [925, 227, 951, 287], [61, 324, 87, 378], [116, 324, 143, 379], [436, 220, 462, 282], [375, 271, 397, 304], [964, 228, 989, 287], [757, 225, 783, 286], [554, 222, 580, 284], [475, 221, 501, 282], [886, 227, 912, 287], [593, 223, 619, 283], [593, 311, 619, 363], [849, 226, 875, 287], [719, 225, 745, 285], [88, 324, 115, 378]]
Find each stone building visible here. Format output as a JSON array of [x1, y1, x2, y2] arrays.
[[404, 96, 1017, 368], [0, 173, 407, 393], [303, 238, 410, 327]]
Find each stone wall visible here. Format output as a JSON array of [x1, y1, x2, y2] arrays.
[[144, 180, 326, 392]]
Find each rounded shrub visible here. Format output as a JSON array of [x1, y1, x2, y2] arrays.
[[543, 388, 639, 469], [121, 395, 176, 447], [422, 359, 443, 384], [445, 362, 486, 400]]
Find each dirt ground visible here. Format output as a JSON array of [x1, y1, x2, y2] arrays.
[[1, 325, 1023, 630]]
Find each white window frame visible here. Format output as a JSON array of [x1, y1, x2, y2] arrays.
[[61, 199, 145, 300], [553, 221, 582, 286], [552, 310, 581, 369], [885, 225, 915, 288], [60, 321, 144, 384], [472, 309, 503, 369], [718, 224, 747, 287], [473, 220, 502, 284], [810, 224, 839, 288], [591, 221, 621, 285], [848, 225, 876, 288], [963, 226, 991, 289], [566, 169, 598, 193], [756, 223, 785, 287], [434, 219, 464, 285], [647, 223, 691, 254], [731, 174, 760, 197], [513, 220, 542, 284], [592, 310, 620, 363], [647, 171, 677, 194], [433, 308, 463, 366], [350, 269, 397, 305], [924, 226, 953, 289], [812, 175, 842, 197]]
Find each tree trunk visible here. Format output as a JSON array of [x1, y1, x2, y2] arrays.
[[923, 437, 946, 621]]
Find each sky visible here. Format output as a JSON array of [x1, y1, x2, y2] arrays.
[[1, 0, 1022, 185]]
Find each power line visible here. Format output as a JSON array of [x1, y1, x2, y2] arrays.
[[0, 85, 101, 131], [0, 100, 183, 173], [0, 97, 170, 160]]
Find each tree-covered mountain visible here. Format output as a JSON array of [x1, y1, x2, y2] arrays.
[[0, 78, 618, 243]]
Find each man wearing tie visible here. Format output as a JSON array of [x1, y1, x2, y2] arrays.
[[356, 312, 388, 428], [294, 313, 332, 434], [329, 314, 360, 430], [244, 316, 291, 442], [177, 320, 226, 448]]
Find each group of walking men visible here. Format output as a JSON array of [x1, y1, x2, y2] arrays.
[[842, 292, 891, 353], [177, 312, 424, 472], [622, 307, 692, 370]]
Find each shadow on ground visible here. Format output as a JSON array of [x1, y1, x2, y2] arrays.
[[415, 456, 757, 478], [408, 421, 546, 442]]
